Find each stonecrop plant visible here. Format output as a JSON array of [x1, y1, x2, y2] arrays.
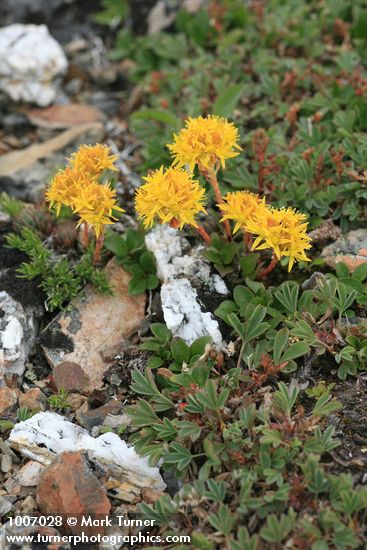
[[167, 115, 242, 172], [46, 144, 124, 262], [135, 115, 312, 274], [135, 165, 207, 233]]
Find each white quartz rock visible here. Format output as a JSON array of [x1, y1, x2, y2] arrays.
[[161, 279, 223, 345], [146, 225, 227, 346], [0, 24, 68, 106], [145, 225, 184, 281], [9, 412, 166, 491], [145, 225, 228, 293], [0, 291, 37, 382]]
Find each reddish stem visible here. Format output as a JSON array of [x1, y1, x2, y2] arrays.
[[200, 164, 232, 241], [169, 218, 180, 229], [194, 224, 211, 245], [243, 231, 253, 251], [258, 159, 264, 194], [216, 352, 224, 370], [258, 255, 278, 278], [93, 233, 104, 264], [83, 222, 89, 248]]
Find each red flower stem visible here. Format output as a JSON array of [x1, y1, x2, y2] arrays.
[[243, 231, 253, 250], [93, 234, 104, 264], [258, 254, 278, 278], [169, 218, 180, 229], [194, 224, 211, 245], [83, 222, 89, 248], [201, 165, 232, 241], [258, 158, 264, 194]]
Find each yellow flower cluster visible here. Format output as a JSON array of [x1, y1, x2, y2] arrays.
[[46, 144, 123, 237], [73, 181, 124, 238], [135, 166, 206, 229], [220, 191, 311, 271], [135, 115, 240, 233], [167, 115, 241, 171], [248, 207, 312, 271], [70, 143, 119, 175], [220, 191, 265, 234]]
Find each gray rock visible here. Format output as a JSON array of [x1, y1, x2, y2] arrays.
[[14, 460, 45, 486], [1, 453, 12, 473], [321, 229, 367, 272], [0, 495, 12, 516], [76, 400, 122, 431], [0, 291, 40, 383], [103, 413, 132, 430]]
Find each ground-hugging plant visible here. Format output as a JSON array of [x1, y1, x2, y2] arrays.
[[139, 322, 212, 371], [6, 227, 111, 311], [0, 192, 24, 217], [3, 144, 129, 310], [126, 357, 366, 549], [104, 227, 159, 295], [47, 388, 71, 411], [124, 266, 367, 544], [214, 271, 367, 379]]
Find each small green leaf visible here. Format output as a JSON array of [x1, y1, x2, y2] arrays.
[[147, 356, 164, 369], [189, 336, 212, 358], [104, 231, 128, 257], [128, 276, 147, 295], [214, 300, 237, 321], [213, 84, 244, 117], [245, 305, 269, 342], [240, 254, 259, 278], [233, 285, 252, 308], [171, 337, 190, 364], [150, 323, 171, 342], [139, 250, 157, 273], [146, 273, 160, 290], [177, 420, 201, 441], [336, 262, 349, 278], [126, 399, 160, 426], [165, 442, 193, 471], [228, 313, 245, 339], [281, 341, 310, 362], [132, 108, 179, 127], [273, 329, 289, 364], [352, 263, 367, 282]]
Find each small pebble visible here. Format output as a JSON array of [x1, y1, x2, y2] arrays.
[[1, 453, 12, 474], [0, 495, 12, 516]]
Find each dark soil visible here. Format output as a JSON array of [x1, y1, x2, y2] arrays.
[[39, 321, 74, 352], [295, 355, 367, 479], [0, 224, 46, 309], [0, 0, 104, 44], [0, 267, 45, 309], [318, 372, 367, 477], [27, 344, 53, 383], [105, 346, 150, 390]]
